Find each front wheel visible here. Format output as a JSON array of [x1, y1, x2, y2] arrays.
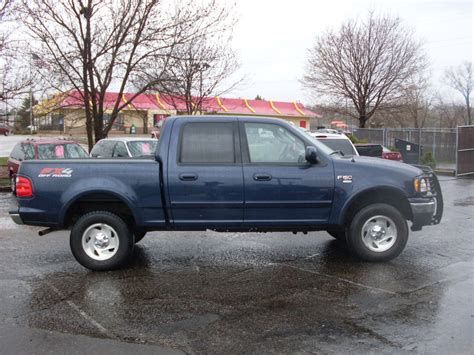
[[70, 211, 134, 271], [327, 230, 346, 242], [347, 203, 408, 262]]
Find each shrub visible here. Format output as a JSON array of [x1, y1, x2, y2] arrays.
[[420, 151, 436, 169]]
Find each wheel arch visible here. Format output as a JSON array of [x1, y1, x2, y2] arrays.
[[61, 190, 139, 229], [339, 186, 412, 226]]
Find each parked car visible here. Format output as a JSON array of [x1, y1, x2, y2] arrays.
[[8, 138, 88, 192], [309, 132, 359, 156], [355, 144, 403, 162], [9, 116, 443, 271], [90, 138, 158, 158], [0, 123, 10, 136]]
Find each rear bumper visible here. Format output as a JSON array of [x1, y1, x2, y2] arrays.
[[9, 207, 24, 225]]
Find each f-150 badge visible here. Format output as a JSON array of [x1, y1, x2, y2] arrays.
[[337, 175, 353, 183], [38, 168, 73, 178]]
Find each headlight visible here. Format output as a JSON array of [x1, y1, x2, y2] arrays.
[[414, 177, 429, 194]]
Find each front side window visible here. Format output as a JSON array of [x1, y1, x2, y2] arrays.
[[91, 141, 116, 158], [113, 142, 129, 157], [23, 144, 35, 160], [244, 123, 305, 163], [64, 144, 89, 158], [180, 122, 234, 164]]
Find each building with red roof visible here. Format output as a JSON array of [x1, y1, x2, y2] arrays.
[[35, 90, 318, 135]]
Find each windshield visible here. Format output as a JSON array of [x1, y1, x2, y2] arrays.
[[38, 144, 89, 159], [316, 138, 356, 156], [127, 140, 157, 157]]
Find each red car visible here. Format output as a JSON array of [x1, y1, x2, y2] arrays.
[[0, 123, 10, 136], [355, 144, 403, 162], [8, 138, 88, 192]]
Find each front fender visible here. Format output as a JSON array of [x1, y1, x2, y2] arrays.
[[335, 185, 410, 226]]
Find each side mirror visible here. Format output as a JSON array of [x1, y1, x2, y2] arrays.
[[305, 146, 318, 164]]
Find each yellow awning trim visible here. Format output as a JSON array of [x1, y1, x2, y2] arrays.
[[244, 98, 256, 113], [122, 94, 132, 109], [216, 96, 228, 112], [155, 93, 167, 110], [269, 100, 282, 115], [293, 101, 305, 116]]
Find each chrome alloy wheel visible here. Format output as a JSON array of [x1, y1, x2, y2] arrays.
[[361, 215, 397, 252], [81, 223, 120, 261]]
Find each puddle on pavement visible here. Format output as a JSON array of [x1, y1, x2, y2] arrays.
[[453, 196, 474, 206]]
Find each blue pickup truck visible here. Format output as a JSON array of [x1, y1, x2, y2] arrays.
[[9, 116, 443, 270]]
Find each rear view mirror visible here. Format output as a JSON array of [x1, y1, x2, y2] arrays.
[[305, 146, 318, 164]]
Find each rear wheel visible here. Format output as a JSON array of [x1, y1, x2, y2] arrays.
[[134, 231, 146, 244], [346, 203, 408, 262], [70, 211, 134, 271]]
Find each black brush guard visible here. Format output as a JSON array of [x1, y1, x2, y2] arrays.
[[412, 164, 443, 225]]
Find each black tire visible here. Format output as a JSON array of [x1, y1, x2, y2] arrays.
[[346, 203, 408, 262], [134, 231, 146, 244], [70, 211, 134, 271], [327, 230, 346, 242]]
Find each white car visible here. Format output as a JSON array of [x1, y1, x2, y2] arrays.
[[90, 137, 158, 158], [308, 132, 359, 156]]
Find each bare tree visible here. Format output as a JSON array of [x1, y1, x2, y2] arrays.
[[444, 62, 472, 125], [303, 12, 426, 128], [382, 73, 432, 128], [0, 0, 32, 106], [137, 4, 241, 115], [18, 0, 227, 150]]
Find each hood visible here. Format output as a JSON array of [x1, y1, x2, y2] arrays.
[[334, 155, 423, 177]]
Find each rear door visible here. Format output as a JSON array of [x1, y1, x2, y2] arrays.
[[167, 118, 243, 227], [240, 120, 334, 227]]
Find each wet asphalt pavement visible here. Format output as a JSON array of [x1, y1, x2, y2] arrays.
[[0, 178, 473, 354]]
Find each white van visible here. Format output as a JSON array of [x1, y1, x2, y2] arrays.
[[308, 132, 359, 156]]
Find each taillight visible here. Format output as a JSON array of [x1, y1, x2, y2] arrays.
[[16, 176, 33, 198]]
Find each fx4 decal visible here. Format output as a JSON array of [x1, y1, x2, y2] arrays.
[[38, 168, 73, 178]]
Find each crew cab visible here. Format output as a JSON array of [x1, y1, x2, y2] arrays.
[[9, 116, 443, 271]]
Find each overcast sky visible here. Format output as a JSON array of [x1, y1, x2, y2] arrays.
[[226, 0, 473, 105]]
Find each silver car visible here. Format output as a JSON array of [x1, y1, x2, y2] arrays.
[[90, 137, 158, 158]]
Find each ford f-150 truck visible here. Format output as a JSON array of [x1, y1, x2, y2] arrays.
[[9, 116, 443, 271]]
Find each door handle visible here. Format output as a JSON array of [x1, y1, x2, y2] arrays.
[[179, 173, 198, 181], [253, 173, 272, 181]]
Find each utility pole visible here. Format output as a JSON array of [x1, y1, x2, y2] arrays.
[[29, 53, 33, 134]]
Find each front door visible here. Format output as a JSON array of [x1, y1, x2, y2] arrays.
[[167, 119, 243, 227], [241, 121, 334, 227]]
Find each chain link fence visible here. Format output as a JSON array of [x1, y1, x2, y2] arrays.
[[352, 128, 457, 164]]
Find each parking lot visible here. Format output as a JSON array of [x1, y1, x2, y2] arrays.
[[0, 177, 472, 353]]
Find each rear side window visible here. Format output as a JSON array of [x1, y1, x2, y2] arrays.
[[10, 143, 24, 160], [180, 122, 234, 164]]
